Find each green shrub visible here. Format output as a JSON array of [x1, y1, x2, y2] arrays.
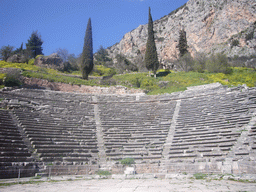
[[246, 31, 254, 41], [130, 77, 141, 88], [92, 65, 116, 76], [120, 158, 135, 165], [35, 55, 44, 59], [4, 70, 21, 87], [231, 39, 239, 47], [28, 58, 35, 65], [115, 54, 138, 73], [176, 53, 194, 72], [193, 173, 207, 179], [96, 170, 111, 176], [193, 52, 207, 73], [156, 69, 170, 77], [141, 79, 155, 88], [206, 53, 232, 74], [0, 73, 6, 85]]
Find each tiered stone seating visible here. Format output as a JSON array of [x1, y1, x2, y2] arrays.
[[4, 89, 99, 166], [234, 89, 256, 160], [0, 84, 255, 175], [98, 95, 176, 162], [0, 109, 36, 178], [166, 90, 253, 162]]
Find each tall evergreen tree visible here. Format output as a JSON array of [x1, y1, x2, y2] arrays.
[[178, 28, 188, 58], [26, 30, 43, 58], [145, 7, 159, 77], [81, 18, 93, 80]]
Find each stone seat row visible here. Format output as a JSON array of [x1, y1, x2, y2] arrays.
[[172, 134, 240, 143], [25, 131, 96, 138], [174, 128, 240, 137], [36, 148, 98, 153], [40, 156, 98, 163], [176, 118, 249, 129], [0, 156, 34, 163], [171, 138, 236, 147], [20, 123, 96, 132], [107, 154, 162, 161]]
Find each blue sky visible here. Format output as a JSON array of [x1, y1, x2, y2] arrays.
[[1, 0, 188, 56]]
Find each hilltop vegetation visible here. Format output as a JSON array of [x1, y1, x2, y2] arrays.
[[0, 60, 255, 95]]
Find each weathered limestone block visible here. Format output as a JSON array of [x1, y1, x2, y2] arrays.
[[34, 53, 64, 71]]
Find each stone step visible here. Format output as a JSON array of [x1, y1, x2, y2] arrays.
[[0, 136, 24, 141], [0, 156, 33, 162], [235, 152, 250, 156], [0, 147, 29, 152], [34, 144, 97, 150], [63, 157, 95, 162], [0, 142, 27, 148], [40, 152, 93, 158], [0, 151, 31, 157], [171, 138, 237, 147], [169, 154, 197, 158]]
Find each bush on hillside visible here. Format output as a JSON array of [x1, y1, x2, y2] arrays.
[[206, 53, 232, 74], [115, 54, 138, 73], [231, 39, 239, 48], [245, 31, 254, 41], [3, 70, 22, 87], [28, 58, 35, 65], [0, 73, 6, 85], [92, 65, 116, 76], [176, 53, 194, 72], [193, 52, 207, 73]]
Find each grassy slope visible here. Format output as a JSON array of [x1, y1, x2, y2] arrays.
[[0, 61, 255, 95], [113, 68, 256, 94]]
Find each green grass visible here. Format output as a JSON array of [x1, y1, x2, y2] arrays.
[[0, 180, 45, 186], [228, 178, 256, 183], [22, 70, 100, 86], [91, 65, 116, 76], [0, 60, 40, 71], [96, 170, 112, 176], [193, 173, 208, 180], [0, 178, 68, 187], [120, 158, 135, 165], [113, 68, 256, 94]]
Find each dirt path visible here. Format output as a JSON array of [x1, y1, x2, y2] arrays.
[[1, 177, 256, 192]]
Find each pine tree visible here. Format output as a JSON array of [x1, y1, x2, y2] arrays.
[[178, 28, 188, 58], [81, 18, 93, 80], [26, 31, 43, 58], [145, 7, 159, 77]]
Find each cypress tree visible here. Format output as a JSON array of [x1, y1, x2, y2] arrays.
[[178, 28, 188, 58], [81, 18, 93, 80], [145, 7, 159, 77]]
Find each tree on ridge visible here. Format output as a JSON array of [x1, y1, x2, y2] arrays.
[[26, 30, 43, 58], [145, 7, 159, 78], [81, 18, 93, 80]]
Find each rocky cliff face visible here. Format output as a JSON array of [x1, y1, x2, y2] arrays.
[[107, 0, 256, 67]]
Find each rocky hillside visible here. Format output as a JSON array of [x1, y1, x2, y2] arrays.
[[106, 0, 256, 67]]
